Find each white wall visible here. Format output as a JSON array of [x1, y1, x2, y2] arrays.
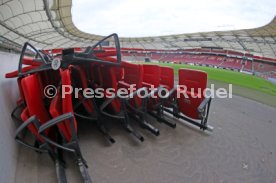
[[0, 51, 20, 183]]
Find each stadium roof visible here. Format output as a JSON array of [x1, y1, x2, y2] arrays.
[[0, 0, 276, 58]]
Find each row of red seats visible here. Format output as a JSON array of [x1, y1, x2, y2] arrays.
[[5, 34, 213, 183]]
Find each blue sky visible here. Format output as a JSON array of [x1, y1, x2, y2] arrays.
[[72, 0, 276, 37]]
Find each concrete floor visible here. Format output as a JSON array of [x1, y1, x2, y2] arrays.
[[15, 95, 276, 183]]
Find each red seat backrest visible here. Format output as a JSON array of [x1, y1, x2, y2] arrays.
[[160, 66, 174, 90], [49, 69, 78, 142], [100, 66, 118, 90], [21, 74, 51, 123], [71, 66, 89, 88], [178, 69, 207, 119], [39, 70, 60, 90], [100, 66, 121, 113], [21, 73, 51, 142], [71, 66, 95, 113], [121, 62, 143, 89], [120, 62, 143, 107], [142, 64, 160, 88], [179, 69, 207, 94], [114, 67, 124, 81]]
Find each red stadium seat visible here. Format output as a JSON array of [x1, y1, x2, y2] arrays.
[[142, 64, 160, 110], [160, 66, 175, 89], [38, 69, 92, 183], [142, 64, 160, 88], [118, 62, 160, 136], [43, 69, 78, 143], [98, 64, 144, 141], [163, 68, 213, 131], [142, 64, 176, 128], [21, 74, 52, 138], [178, 69, 207, 119], [11, 73, 67, 183], [159, 66, 178, 109], [70, 65, 115, 143]]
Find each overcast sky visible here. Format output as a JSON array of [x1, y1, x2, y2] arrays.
[[72, 0, 276, 37]]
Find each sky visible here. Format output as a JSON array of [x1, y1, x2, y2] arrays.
[[72, 0, 276, 37]]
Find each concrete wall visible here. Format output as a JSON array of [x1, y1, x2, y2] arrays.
[[0, 51, 20, 183]]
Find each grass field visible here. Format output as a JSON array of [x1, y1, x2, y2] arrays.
[[142, 62, 276, 96]]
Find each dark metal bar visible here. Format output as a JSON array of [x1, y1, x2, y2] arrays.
[[163, 108, 213, 132]]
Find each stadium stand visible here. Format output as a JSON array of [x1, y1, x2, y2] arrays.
[[120, 48, 276, 78]]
